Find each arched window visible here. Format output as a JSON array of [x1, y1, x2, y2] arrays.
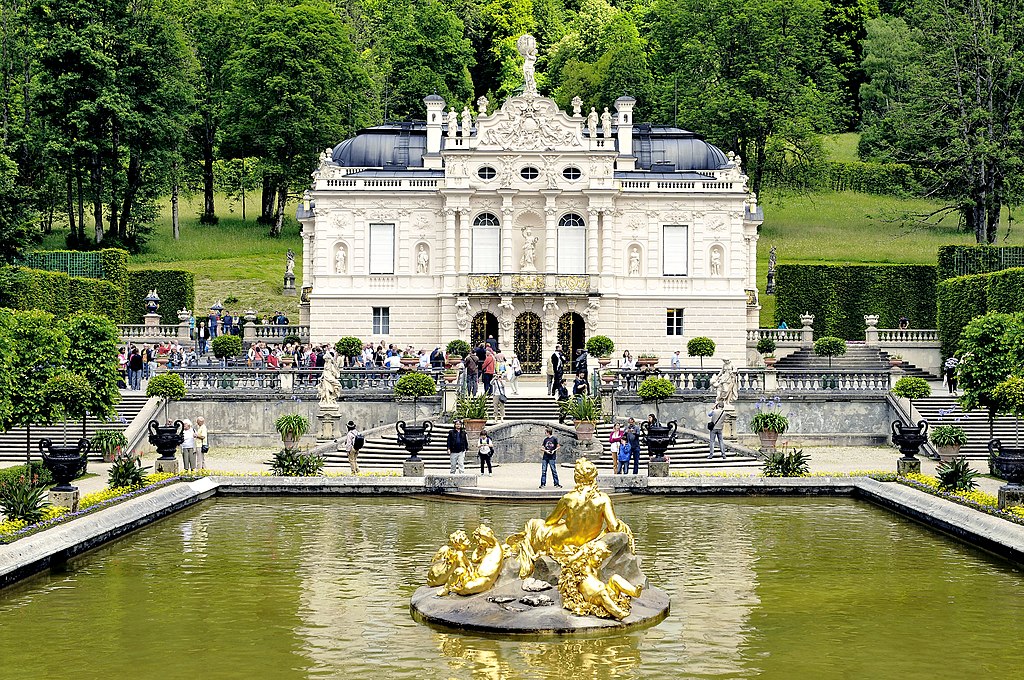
[[557, 213, 586, 273], [472, 212, 501, 272]]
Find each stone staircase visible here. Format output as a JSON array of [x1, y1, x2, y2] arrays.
[[0, 392, 153, 464], [912, 395, 1022, 460], [587, 423, 761, 471], [774, 344, 937, 380]]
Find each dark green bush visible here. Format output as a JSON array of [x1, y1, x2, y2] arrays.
[[761, 448, 810, 477], [937, 273, 989, 358], [0, 476, 49, 522], [446, 339, 471, 358], [765, 159, 923, 196], [146, 373, 187, 400], [267, 449, 325, 476], [107, 454, 151, 489], [211, 334, 242, 359], [756, 337, 776, 355], [813, 336, 847, 366], [335, 336, 364, 358], [936, 457, 979, 492], [0, 266, 121, 321], [775, 264, 937, 339], [585, 335, 615, 358], [0, 462, 51, 488], [393, 372, 437, 398], [126, 269, 195, 324]]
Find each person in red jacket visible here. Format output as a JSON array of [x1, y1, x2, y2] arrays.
[[481, 347, 497, 395]]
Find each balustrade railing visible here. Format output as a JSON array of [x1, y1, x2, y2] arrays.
[[774, 370, 890, 392], [251, 325, 311, 341], [746, 328, 802, 344], [169, 367, 445, 394], [119, 324, 186, 340], [604, 368, 763, 394], [876, 329, 939, 343]]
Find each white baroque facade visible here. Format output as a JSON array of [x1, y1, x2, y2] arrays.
[[298, 36, 763, 372]]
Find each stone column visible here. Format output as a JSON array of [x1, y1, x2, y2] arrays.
[[601, 210, 614, 275], [586, 208, 599, 277], [501, 206, 514, 273], [865, 314, 879, 347], [458, 210, 470, 275], [544, 207, 557, 273], [800, 313, 815, 348], [444, 209, 457, 275]]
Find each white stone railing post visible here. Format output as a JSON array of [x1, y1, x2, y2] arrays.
[[800, 312, 815, 348], [763, 366, 778, 393], [864, 314, 879, 347]]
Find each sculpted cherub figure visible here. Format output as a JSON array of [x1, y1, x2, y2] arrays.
[[427, 530, 472, 593], [558, 542, 643, 620]]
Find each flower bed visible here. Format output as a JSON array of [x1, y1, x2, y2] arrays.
[[669, 470, 897, 481], [898, 473, 1024, 526]]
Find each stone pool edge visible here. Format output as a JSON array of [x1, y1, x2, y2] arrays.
[[3, 475, 1023, 589]]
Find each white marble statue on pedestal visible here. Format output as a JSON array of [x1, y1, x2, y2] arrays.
[[521, 227, 539, 272], [601, 108, 612, 138], [587, 108, 598, 138], [517, 34, 538, 97], [711, 359, 739, 411], [461, 107, 472, 137], [447, 108, 459, 137], [417, 244, 430, 274]]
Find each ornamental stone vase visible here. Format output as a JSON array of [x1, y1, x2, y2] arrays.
[[641, 420, 677, 462], [935, 444, 962, 463], [758, 430, 780, 451], [396, 420, 433, 461], [988, 439, 1024, 485], [574, 420, 596, 442], [39, 438, 90, 492], [148, 419, 184, 460], [893, 420, 928, 475]]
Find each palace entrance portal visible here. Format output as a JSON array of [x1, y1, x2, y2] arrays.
[[514, 312, 542, 374], [557, 312, 585, 367], [471, 311, 498, 350]]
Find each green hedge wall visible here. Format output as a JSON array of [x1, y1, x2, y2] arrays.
[[937, 245, 1024, 280], [938, 267, 1024, 357], [775, 264, 937, 340], [765, 160, 930, 197], [126, 269, 195, 324], [0, 266, 120, 319]]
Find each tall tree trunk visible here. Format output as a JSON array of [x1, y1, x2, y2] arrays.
[[66, 169, 76, 237], [108, 125, 120, 239], [201, 112, 216, 223], [119, 149, 142, 239], [91, 152, 104, 243], [171, 160, 180, 240], [76, 167, 85, 239], [241, 158, 246, 221], [261, 177, 275, 223], [272, 184, 288, 236]]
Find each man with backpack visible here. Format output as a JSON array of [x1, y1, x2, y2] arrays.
[[344, 420, 364, 473]]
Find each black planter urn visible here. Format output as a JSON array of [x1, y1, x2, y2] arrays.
[[892, 420, 929, 459], [39, 438, 91, 492], [396, 420, 433, 461], [149, 420, 184, 460], [988, 440, 1024, 485], [641, 420, 678, 462]]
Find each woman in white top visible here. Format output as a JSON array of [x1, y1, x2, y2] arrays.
[[621, 350, 635, 370], [508, 354, 522, 395], [193, 417, 208, 469], [181, 419, 196, 471]]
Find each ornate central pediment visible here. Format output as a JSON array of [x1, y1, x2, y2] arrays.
[[475, 96, 584, 152]]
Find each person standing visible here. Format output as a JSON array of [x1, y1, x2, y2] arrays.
[[944, 355, 959, 396], [197, 322, 209, 355], [343, 420, 361, 473], [624, 417, 642, 474], [477, 428, 494, 475], [708, 401, 726, 459], [194, 416, 208, 469], [128, 349, 144, 391], [551, 345, 564, 397], [508, 354, 522, 395], [670, 350, 681, 369], [181, 419, 196, 471], [491, 371, 507, 421], [539, 427, 561, 488], [486, 334, 498, 352], [608, 422, 624, 473], [573, 372, 589, 396], [430, 346, 445, 370], [447, 420, 469, 474], [465, 353, 480, 396], [482, 347, 496, 395], [574, 348, 588, 376]]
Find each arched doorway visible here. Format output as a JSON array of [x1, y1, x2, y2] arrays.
[[558, 312, 586, 367], [471, 311, 498, 351], [514, 312, 542, 374]]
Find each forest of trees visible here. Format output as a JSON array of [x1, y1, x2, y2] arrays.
[[0, 0, 1020, 255]]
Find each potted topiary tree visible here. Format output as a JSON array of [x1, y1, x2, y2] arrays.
[[39, 370, 92, 489], [750, 398, 789, 451], [687, 337, 716, 369], [891, 376, 931, 465], [146, 372, 186, 472], [446, 339, 471, 368], [586, 335, 615, 368], [930, 425, 968, 462], [989, 376, 1024, 483], [814, 336, 846, 368], [393, 372, 437, 424], [454, 394, 489, 442], [756, 337, 777, 367], [335, 337, 364, 367], [92, 429, 129, 463], [212, 334, 243, 366], [274, 413, 310, 450]]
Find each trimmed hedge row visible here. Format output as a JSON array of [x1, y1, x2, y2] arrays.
[[126, 269, 195, 324], [937, 245, 1024, 280], [775, 264, 937, 340], [0, 266, 120, 319], [938, 267, 1024, 356], [765, 160, 932, 197]]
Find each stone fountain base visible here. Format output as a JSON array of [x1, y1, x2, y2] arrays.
[[411, 532, 670, 635]]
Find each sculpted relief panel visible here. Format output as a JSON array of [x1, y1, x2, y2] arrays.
[[476, 97, 584, 152]]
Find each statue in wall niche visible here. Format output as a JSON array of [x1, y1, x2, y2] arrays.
[[601, 108, 612, 138], [582, 298, 600, 334], [447, 108, 459, 137], [517, 34, 539, 97], [285, 249, 295, 275], [521, 227, 539, 272], [461, 107, 472, 137], [587, 108, 598, 139], [455, 297, 471, 331], [628, 247, 641, 277], [710, 248, 722, 276], [417, 245, 430, 274], [335, 247, 347, 274], [711, 358, 739, 412]]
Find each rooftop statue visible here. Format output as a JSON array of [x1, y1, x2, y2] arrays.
[[517, 34, 538, 97]]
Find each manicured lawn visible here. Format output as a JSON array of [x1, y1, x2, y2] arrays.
[[822, 132, 861, 162]]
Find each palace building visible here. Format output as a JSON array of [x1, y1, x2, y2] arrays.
[[297, 35, 763, 372]]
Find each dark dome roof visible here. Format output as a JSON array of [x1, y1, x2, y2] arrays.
[[634, 125, 728, 171], [332, 123, 427, 168]]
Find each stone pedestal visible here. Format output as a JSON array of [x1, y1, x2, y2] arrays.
[[143, 313, 162, 328], [998, 484, 1024, 510], [723, 412, 737, 440], [404, 459, 425, 477], [897, 457, 921, 476], [48, 488, 80, 512], [283, 273, 297, 296], [317, 406, 339, 441], [155, 457, 180, 474], [648, 460, 670, 477]]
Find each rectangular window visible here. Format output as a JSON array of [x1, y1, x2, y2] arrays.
[[369, 223, 395, 274], [663, 225, 688, 276], [558, 227, 586, 274], [472, 227, 501, 272], [666, 308, 684, 336], [372, 307, 390, 335]]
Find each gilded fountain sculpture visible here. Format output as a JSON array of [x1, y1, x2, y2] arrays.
[[412, 459, 669, 632]]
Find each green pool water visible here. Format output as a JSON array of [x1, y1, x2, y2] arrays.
[[1, 496, 1022, 680]]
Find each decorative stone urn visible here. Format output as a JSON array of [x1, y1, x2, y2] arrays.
[[988, 440, 1024, 484], [149, 419, 184, 473], [39, 438, 90, 492], [574, 421, 596, 442], [935, 444, 962, 463], [396, 420, 433, 461], [641, 420, 677, 462], [758, 430, 780, 451], [892, 420, 928, 475]]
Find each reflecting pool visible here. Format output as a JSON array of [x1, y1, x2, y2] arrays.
[[1, 496, 1022, 679]]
